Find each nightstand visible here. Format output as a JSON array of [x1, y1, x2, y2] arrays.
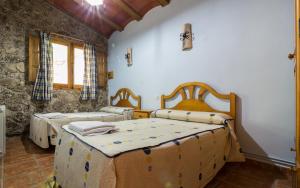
[[133, 110, 153, 119]]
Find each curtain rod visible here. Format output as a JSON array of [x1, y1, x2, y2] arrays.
[[33, 29, 105, 51], [50, 32, 105, 50], [50, 32, 86, 43]]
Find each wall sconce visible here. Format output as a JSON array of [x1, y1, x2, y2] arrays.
[[107, 71, 114, 80], [180, 23, 194, 51], [125, 48, 132, 66]]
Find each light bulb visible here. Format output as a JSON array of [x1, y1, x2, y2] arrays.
[[86, 0, 103, 6]]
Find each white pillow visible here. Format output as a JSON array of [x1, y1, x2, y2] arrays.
[[100, 106, 134, 115], [151, 109, 232, 125]]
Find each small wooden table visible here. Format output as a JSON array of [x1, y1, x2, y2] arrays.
[[133, 110, 153, 119]]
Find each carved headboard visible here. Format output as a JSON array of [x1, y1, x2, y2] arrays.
[[110, 88, 141, 110], [161, 82, 236, 120]]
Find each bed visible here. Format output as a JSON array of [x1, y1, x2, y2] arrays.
[[51, 82, 245, 188], [30, 88, 141, 149]]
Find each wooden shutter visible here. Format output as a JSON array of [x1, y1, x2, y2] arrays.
[[28, 35, 40, 82], [97, 52, 107, 88]]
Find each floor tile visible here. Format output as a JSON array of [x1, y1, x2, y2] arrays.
[[3, 135, 55, 188], [2, 135, 295, 188], [0, 155, 3, 188]]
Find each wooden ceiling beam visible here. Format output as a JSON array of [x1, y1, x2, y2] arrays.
[[112, 0, 142, 21], [157, 0, 170, 7], [94, 9, 123, 32], [50, 0, 173, 37], [71, 0, 123, 32]]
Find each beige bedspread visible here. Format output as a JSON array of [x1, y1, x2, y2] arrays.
[[54, 118, 244, 188]]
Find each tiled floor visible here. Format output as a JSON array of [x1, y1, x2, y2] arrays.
[[2, 135, 295, 188], [206, 160, 294, 188], [1, 154, 3, 188], [3, 135, 54, 188]]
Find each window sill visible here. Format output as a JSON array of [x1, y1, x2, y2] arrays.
[[53, 84, 82, 91]]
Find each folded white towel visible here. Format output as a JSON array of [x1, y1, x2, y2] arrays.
[[35, 113, 66, 119], [79, 127, 119, 136], [69, 121, 115, 132]]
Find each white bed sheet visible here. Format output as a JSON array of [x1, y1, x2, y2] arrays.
[[30, 111, 132, 148]]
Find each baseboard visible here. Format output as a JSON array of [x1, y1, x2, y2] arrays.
[[244, 152, 296, 169]]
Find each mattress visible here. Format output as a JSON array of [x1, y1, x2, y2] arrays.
[[53, 116, 244, 188], [30, 110, 133, 149]]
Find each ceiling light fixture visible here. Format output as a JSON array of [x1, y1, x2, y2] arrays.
[[86, 0, 103, 6]]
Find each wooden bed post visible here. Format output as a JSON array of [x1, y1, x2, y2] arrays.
[[161, 95, 166, 109], [229, 93, 236, 121]]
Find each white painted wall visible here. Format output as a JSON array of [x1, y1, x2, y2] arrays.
[[108, 0, 295, 164]]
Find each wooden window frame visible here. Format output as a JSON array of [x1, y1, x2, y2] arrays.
[[51, 37, 84, 91], [98, 52, 108, 89], [29, 34, 107, 90]]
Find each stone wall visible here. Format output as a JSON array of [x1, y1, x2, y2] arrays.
[[0, 0, 108, 135]]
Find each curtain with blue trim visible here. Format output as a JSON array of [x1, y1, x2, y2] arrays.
[[32, 32, 53, 101], [80, 44, 97, 100]]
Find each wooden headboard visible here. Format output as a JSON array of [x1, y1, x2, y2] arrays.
[[110, 88, 141, 110], [161, 82, 236, 120]]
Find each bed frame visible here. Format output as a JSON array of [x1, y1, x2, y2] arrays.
[[110, 88, 141, 110], [49, 88, 140, 136], [161, 82, 236, 120]]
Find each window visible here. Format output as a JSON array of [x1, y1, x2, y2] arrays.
[[51, 38, 85, 90], [74, 47, 85, 86], [28, 35, 107, 89], [52, 43, 68, 85]]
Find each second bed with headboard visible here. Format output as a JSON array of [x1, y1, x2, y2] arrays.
[[53, 82, 244, 188], [30, 88, 141, 149]]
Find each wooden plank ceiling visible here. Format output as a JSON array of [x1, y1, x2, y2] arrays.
[[47, 0, 171, 38]]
